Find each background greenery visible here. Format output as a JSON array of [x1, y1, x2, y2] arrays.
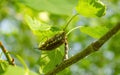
[[0, 0, 120, 75]]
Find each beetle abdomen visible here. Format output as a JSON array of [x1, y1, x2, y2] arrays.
[[39, 31, 66, 50]]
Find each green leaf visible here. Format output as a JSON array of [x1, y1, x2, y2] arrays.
[[76, 0, 106, 17], [0, 55, 38, 75], [57, 68, 71, 75], [0, 60, 9, 73], [38, 49, 63, 74], [25, 15, 51, 32], [80, 26, 109, 39], [25, 15, 61, 42], [1, 65, 38, 75], [20, 0, 78, 15]]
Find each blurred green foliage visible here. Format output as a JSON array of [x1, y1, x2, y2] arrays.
[[0, 0, 120, 75]]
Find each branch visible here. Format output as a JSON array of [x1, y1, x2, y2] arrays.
[[0, 42, 15, 65], [45, 22, 120, 75]]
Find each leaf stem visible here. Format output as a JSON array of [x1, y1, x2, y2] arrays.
[[16, 55, 29, 74], [63, 13, 78, 31], [66, 26, 82, 35]]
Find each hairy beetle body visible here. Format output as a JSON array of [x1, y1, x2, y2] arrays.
[[39, 31, 66, 50]]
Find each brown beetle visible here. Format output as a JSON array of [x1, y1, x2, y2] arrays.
[[38, 31, 66, 50]]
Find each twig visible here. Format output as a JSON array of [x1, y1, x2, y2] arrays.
[[45, 22, 120, 75], [63, 36, 69, 60], [0, 42, 15, 65], [63, 13, 78, 31]]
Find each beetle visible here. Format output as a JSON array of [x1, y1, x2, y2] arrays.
[[38, 31, 66, 50], [38, 14, 78, 51]]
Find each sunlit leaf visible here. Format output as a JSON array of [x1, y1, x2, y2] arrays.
[[38, 49, 63, 74], [25, 15, 51, 31], [25, 15, 62, 42], [80, 26, 109, 39], [76, 0, 106, 17], [2, 65, 38, 75], [19, 0, 78, 15]]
